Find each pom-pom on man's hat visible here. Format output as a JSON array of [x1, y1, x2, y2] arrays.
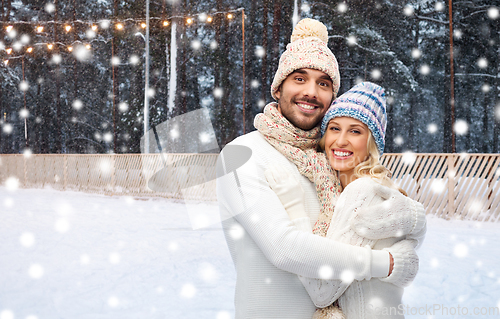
[[271, 18, 340, 100], [320, 82, 387, 155]]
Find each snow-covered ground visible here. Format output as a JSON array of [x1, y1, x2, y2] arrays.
[[1, 187, 499, 319]]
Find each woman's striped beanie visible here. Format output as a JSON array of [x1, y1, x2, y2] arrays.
[[320, 82, 387, 155]]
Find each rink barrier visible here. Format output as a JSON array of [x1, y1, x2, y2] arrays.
[[0, 153, 499, 222]]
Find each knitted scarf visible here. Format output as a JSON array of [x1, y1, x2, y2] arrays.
[[254, 103, 342, 237]]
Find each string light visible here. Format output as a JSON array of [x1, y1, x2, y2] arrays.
[[37, 26, 44, 33], [186, 18, 193, 25], [65, 25, 72, 32], [47, 44, 53, 50], [116, 23, 123, 30], [4, 60, 8, 66], [67, 46, 73, 52], [163, 20, 169, 26], [227, 13, 233, 19], [91, 25, 98, 31], [141, 22, 146, 29], [6, 25, 13, 32], [207, 16, 213, 23], [27, 47, 33, 53], [85, 44, 91, 50], [6, 48, 12, 54]]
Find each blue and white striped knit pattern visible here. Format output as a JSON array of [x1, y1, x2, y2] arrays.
[[320, 82, 387, 155]]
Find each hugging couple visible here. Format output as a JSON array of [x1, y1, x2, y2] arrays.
[[217, 18, 426, 319]]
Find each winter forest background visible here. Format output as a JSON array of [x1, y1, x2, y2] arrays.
[[1, 0, 499, 155]]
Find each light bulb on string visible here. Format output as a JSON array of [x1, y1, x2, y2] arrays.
[[4, 60, 8, 66], [85, 44, 91, 50], [116, 23, 124, 30], [6, 25, 13, 33], [47, 44, 53, 50], [163, 20, 169, 26], [227, 13, 233, 19], [27, 47, 33, 53], [186, 18, 193, 25], [68, 46, 73, 52], [6, 48, 12, 54], [141, 22, 146, 29], [207, 16, 213, 23], [65, 25, 72, 32], [37, 26, 44, 33], [91, 25, 98, 31]]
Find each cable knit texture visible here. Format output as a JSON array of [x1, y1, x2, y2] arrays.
[[217, 131, 377, 319], [285, 177, 427, 318], [255, 103, 343, 237]]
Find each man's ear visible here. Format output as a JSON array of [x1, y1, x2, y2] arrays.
[[275, 88, 281, 100]]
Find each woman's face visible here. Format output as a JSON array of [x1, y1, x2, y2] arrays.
[[324, 117, 370, 180]]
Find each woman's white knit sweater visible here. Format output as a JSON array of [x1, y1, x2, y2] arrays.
[[292, 177, 426, 319], [217, 132, 420, 319]]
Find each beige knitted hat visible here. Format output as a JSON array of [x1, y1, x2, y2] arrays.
[[270, 18, 340, 100]]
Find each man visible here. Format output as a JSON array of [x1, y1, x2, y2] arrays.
[[217, 19, 423, 318]]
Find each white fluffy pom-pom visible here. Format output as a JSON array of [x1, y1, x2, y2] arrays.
[[291, 18, 329, 43]]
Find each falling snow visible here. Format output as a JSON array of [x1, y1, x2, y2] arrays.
[[1, 187, 498, 318]]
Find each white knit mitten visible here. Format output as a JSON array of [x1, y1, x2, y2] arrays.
[[265, 165, 307, 220], [379, 239, 419, 288], [312, 304, 345, 319], [351, 184, 426, 240]]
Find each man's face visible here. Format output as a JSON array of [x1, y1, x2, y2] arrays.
[[275, 68, 334, 131]]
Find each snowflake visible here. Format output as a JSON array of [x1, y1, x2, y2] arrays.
[[341, 270, 355, 283], [453, 119, 468, 135], [427, 123, 438, 134], [55, 218, 70, 233], [86, 29, 96, 39], [394, 135, 404, 146], [403, 5, 414, 16], [100, 20, 111, 29], [371, 69, 382, 80], [213, 87, 224, 99], [108, 296, 120, 308], [435, 2, 445, 11], [51, 54, 62, 64], [23, 148, 32, 158], [258, 99, 266, 108], [318, 265, 333, 279], [29, 263, 44, 279], [20, 232, 35, 248], [301, 3, 311, 13], [453, 243, 468, 258], [411, 48, 421, 59], [347, 35, 357, 46], [191, 39, 201, 50], [255, 46, 265, 58], [251, 80, 260, 88], [488, 7, 499, 20], [20, 34, 30, 44], [454, 29, 463, 39], [45, 3, 55, 13], [337, 3, 348, 13], [2, 124, 13, 134], [118, 102, 129, 112], [477, 58, 488, 69], [19, 108, 29, 118], [402, 151, 416, 165], [198, 262, 219, 283], [111, 56, 121, 66], [420, 64, 430, 75], [481, 84, 490, 93], [210, 40, 218, 50], [180, 283, 197, 298]]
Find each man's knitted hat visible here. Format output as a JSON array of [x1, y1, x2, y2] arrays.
[[320, 82, 387, 155], [271, 18, 340, 100]]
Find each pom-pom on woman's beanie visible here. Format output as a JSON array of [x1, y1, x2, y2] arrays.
[[271, 18, 340, 100], [320, 82, 387, 155]]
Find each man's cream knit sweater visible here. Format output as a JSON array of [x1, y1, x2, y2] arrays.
[[217, 132, 417, 319]]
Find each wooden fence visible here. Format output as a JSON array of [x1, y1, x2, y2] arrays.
[[0, 153, 499, 222]]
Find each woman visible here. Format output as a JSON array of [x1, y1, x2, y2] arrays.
[[262, 82, 426, 318]]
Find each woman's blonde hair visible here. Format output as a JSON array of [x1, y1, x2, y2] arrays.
[[354, 134, 407, 196]]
